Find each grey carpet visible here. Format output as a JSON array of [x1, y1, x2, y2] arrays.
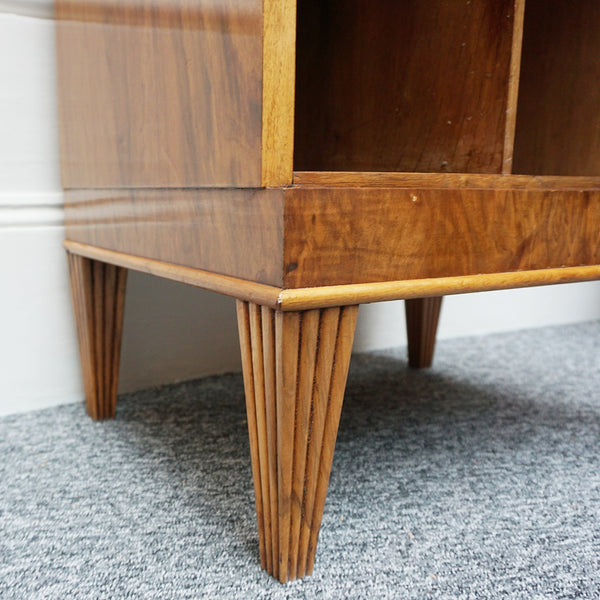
[[1, 321, 600, 599]]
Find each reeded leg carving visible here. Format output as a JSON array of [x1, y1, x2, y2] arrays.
[[236, 301, 358, 582], [67, 252, 127, 420], [405, 296, 443, 368]]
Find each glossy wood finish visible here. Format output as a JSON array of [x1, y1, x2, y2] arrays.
[[56, 0, 263, 188], [502, 0, 526, 174], [65, 241, 600, 313], [237, 301, 357, 582], [295, 0, 519, 174], [64, 188, 284, 286], [293, 171, 600, 191], [261, 0, 297, 186], [283, 184, 600, 288], [513, 0, 600, 176], [56, 0, 600, 584], [405, 298, 443, 369], [276, 266, 600, 312], [67, 252, 127, 420], [64, 176, 600, 291], [64, 240, 283, 309]]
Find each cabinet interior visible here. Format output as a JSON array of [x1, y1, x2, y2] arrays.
[[294, 0, 600, 177]]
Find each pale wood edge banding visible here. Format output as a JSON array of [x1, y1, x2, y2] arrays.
[[63, 240, 282, 309], [502, 0, 526, 174], [65, 241, 600, 312], [292, 171, 600, 190], [278, 266, 600, 311], [261, 0, 297, 187]]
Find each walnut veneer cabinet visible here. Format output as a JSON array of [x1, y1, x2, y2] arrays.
[[56, 0, 600, 582]]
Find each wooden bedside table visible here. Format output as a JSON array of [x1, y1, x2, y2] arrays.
[[55, 0, 600, 582]]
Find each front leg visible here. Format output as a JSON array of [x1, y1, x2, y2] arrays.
[[237, 301, 357, 582]]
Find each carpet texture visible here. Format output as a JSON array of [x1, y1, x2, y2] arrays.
[[1, 321, 599, 599]]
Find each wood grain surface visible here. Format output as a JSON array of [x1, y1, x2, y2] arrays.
[[513, 0, 600, 176], [64, 177, 600, 291], [67, 252, 127, 420], [502, 0, 526, 174], [56, 0, 263, 188], [261, 0, 297, 186], [64, 188, 284, 286], [276, 266, 600, 311], [295, 0, 518, 174], [405, 297, 443, 368], [64, 241, 600, 312], [236, 301, 357, 582], [63, 241, 284, 309], [293, 171, 600, 190], [283, 185, 600, 287]]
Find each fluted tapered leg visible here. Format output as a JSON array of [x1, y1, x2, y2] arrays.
[[405, 296, 443, 368], [237, 301, 358, 582], [67, 252, 128, 420]]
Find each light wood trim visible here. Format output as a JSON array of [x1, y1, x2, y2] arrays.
[[63, 240, 282, 309], [293, 171, 600, 190], [65, 243, 600, 312], [502, 0, 526, 174], [261, 0, 296, 186], [277, 266, 600, 311]]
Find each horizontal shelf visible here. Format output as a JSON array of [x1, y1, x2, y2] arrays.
[[293, 171, 600, 191]]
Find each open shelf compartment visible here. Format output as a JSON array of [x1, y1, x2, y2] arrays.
[[294, 0, 600, 179]]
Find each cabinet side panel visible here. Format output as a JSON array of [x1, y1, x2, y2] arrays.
[[56, 0, 263, 188], [513, 0, 600, 176], [65, 188, 284, 286], [295, 0, 516, 174]]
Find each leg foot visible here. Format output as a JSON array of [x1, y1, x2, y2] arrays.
[[67, 252, 127, 420], [237, 301, 357, 582], [405, 297, 443, 368]]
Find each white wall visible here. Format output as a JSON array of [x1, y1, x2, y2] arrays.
[[1, 8, 599, 417]]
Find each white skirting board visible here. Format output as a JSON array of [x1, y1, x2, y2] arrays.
[[0, 198, 245, 417], [0, 1, 53, 19], [0, 216, 80, 416], [0, 195, 247, 417]]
